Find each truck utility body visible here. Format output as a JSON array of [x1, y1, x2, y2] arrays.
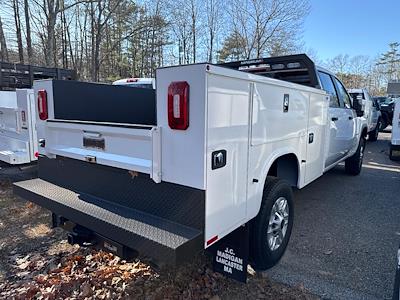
[[15, 55, 367, 277], [0, 62, 75, 165]]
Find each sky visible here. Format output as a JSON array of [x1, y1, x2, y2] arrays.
[[304, 0, 400, 61]]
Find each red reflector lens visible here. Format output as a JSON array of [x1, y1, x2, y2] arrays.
[[168, 81, 189, 130], [37, 90, 48, 120], [207, 235, 218, 246], [127, 78, 138, 82], [34, 151, 39, 158]]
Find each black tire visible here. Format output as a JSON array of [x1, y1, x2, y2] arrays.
[[250, 176, 294, 270], [345, 136, 366, 175], [368, 120, 380, 142]]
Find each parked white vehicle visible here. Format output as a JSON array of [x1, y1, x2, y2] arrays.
[[14, 55, 367, 281], [112, 77, 155, 89], [349, 88, 381, 141], [0, 89, 38, 164], [390, 98, 400, 160], [0, 62, 75, 165]]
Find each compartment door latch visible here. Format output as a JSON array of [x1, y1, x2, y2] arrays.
[[212, 150, 227, 170]]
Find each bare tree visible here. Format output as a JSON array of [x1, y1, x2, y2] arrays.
[[205, 0, 222, 62], [0, 16, 8, 61], [13, 0, 24, 63], [227, 0, 310, 60], [23, 0, 33, 63]]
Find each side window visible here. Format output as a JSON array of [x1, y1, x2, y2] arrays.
[[318, 71, 340, 107], [333, 78, 352, 109]]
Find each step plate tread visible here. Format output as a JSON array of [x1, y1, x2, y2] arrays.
[[14, 178, 201, 250]]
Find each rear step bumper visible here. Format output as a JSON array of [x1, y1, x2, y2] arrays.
[[14, 178, 203, 265]]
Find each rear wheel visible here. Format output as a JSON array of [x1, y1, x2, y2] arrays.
[[345, 137, 366, 175], [250, 177, 294, 270], [368, 120, 380, 142]]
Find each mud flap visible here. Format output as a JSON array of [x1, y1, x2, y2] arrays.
[[211, 224, 249, 283]]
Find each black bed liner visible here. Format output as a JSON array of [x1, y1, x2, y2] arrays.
[[51, 80, 156, 126], [14, 157, 205, 265]]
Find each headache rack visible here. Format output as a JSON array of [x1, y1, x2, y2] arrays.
[[218, 54, 320, 89], [0, 61, 76, 90]]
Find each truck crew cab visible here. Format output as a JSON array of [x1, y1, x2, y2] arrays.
[[14, 54, 367, 279]]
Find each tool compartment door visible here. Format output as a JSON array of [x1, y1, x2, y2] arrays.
[[205, 73, 250, 247]]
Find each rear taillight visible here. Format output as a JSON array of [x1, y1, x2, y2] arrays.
[[168, 81, 189, 130], [37, 89, 48, 120], [127, 78, 138, 83]]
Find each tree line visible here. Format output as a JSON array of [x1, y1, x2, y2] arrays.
[[323, 42, 400, 96], [0, 0, 398, 96], [0, 0, 309, 81]]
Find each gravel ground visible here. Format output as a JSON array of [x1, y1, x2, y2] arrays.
[[0, 176, 317, 299], [267, 131, 400, 299]]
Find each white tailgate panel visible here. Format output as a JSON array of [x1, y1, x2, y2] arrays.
[[43, 121, 156, 175], [205, 73, 250, 246]]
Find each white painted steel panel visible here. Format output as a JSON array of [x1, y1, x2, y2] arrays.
[[42, 121, 160, 179], [204, 73, 250, 246], [304, 94, 328, 184], [156, 64, 207, 190]]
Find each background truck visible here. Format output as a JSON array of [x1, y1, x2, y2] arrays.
[[373, 96, 395, 131], [390, 98, 400, 161], [112, 77, 155, 89], [349, 88, 381, 141], [14, 54, 367, 280], [0, 62, 75, 165]]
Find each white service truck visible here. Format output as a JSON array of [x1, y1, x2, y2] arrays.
[[0, 89, 37, 164], [390, 98, 400, 161], [0, 62, 75, 165], [349, 88, 381, 141], [14, 54, 367, 281]]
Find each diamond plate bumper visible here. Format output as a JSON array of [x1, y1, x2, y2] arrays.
[[14, 178, 203, 265]]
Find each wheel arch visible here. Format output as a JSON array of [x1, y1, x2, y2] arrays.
[[247, 149, 301, 222]]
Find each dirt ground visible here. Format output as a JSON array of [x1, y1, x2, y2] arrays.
[[0, 177, 317, 300]]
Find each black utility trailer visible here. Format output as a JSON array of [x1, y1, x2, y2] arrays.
[[0, 61, 75, 90]]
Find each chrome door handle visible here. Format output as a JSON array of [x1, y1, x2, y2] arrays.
[[331, 117, 338, 121]]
